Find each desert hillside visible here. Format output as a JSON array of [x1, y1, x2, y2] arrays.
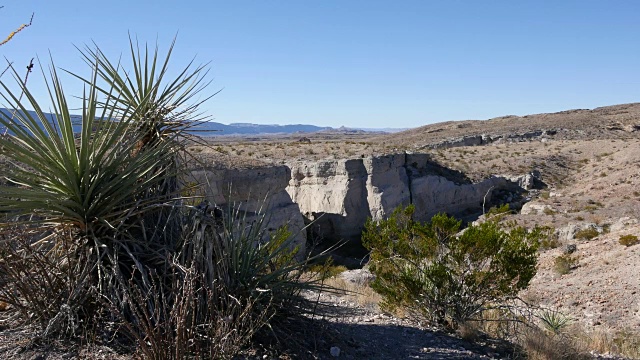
[[3, 102, 640, 359], [195, 102, 640, 335]]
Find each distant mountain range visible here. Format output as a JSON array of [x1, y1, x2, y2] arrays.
[[190, 121, 332, 135], [0, 108, 402, 135]]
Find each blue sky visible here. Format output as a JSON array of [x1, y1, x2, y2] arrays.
[[1, 1, 639, 128]]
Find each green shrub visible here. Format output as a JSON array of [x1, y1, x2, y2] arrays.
[[540, 238, 560, 250], [553, 255, 577, 275], [574, 227, 599, 240], [306, 258, 348, 280], [485, 203, 511, 220], [619, 234, 639, 247], [362, 205, 540, 330]]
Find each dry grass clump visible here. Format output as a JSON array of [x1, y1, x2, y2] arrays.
[[574, 227, 600, 240], [321, 276, 382, 312], [468, 302, 640, 359], [553, 254, 578, 275], [519, 326, 592, 360], [306, 260, 348, 280], [577, 327, 640, 359]]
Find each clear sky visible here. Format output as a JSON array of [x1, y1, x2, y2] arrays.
[[1, 1, 639, 128]]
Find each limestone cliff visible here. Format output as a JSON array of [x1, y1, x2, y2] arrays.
[[185, 152, 521, 254], [287, 153, 517, 245], [188, 163, 307, 252]]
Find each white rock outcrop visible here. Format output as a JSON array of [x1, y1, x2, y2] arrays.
[[365, 154, 411, 221], [189, 164, 307, 252], [287, 153, 517, 244], [556, 223, 603, 241], [520, 202, 554, 215], [410, 175, 508, 223]]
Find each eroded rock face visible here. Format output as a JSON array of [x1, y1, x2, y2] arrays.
[[184, 153, 524, 254], [410, 175, 509, 223], [365, 154, 410, 221], [287, 153, 518, 245], [502, 170, 544, 190], [188, 164, 307, 252], [287, 159, 370, 243]]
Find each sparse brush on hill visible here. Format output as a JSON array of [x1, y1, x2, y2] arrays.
[[619, 234, 639, 247], [362, 205, 541, 330], [0, 38, 321, 358]]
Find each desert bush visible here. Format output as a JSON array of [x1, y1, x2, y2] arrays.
[[538, 228, 559, 250], [112, 207, 317, 359], [0, 225, 95, 334], [553, 254, 577, 275], [574, 227, 599, 240], [619, 234, 639, 247], [306, 258, 348, 280], [362, 205, 540, 330], [485, 203, 511, 220]]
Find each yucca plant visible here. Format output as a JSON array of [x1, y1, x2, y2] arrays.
[[538, 308, 572, 335], [114, 203, 325, 359], [74, 37, 215, 151], [0, 38, 332, 357], [0, 39, 208, 335]]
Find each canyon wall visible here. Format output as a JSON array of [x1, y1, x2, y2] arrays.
[[186, 153, 520, 253], [188, 164, 308, 252], [287, 153, 516, 244]]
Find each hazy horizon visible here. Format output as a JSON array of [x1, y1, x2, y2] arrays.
[[2, 1, 639, 128]]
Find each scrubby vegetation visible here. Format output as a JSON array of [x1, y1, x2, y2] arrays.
[[362, 205, 541, 330], [0, 40, 323, 358], [574, 227, 600, 240], [553, 254, 578, 275], [619, 234, 639, 247], [306, 258, 348, 280]]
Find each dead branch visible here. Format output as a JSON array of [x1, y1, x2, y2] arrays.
[[0, 12, 34, 47]]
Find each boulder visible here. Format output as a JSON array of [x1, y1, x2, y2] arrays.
[[504, 170, 544, 190], [556, 223, 603, 241], [521, 202, 553, 215]]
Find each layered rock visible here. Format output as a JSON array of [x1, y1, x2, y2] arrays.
[[409, 175, 509, 223], [184, 153, 524, 254], [287, 159, 370, 243], [365, 154, 411, 221], [287, 153, 518, 245], [188, 163, 307, 252]]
